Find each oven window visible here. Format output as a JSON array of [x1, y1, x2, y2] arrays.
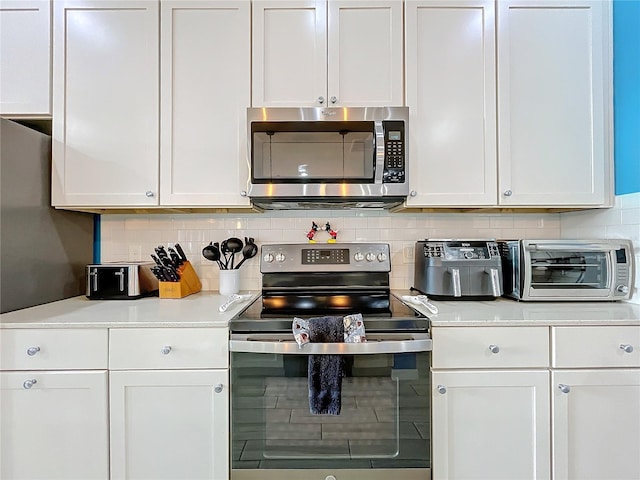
[[251, 121, 375, 183], [529, 250, 609, 289], [230, 351, 430, 470]]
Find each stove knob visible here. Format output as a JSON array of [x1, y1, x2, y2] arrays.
[[354, 252, 364, 262], [275, 253, 286, 262], [263, 253, 274, 263], [377, 252, 387, 262], [365, 252, 376, 262]]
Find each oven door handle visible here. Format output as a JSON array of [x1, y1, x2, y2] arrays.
[[525, 242, 620, 252], [229, 335, 432, 354]]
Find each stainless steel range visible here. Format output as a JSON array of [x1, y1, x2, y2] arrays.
[[229, 243, 432, 480]]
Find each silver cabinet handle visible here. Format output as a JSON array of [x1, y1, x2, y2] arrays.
[[330, 96, 337, 104], [160, 345, 172, 355], [558, 384, 571, 394], [240, 190, 247, 197], [214, 384, 223, 394], [410, 190, 417, 197], [620, 344, 634, 353], [317, 96, 325, 105], [488, 344, 500, 354], [26, 346, 41, 356], [145, 191, 155, 197], [23, 379, 37, 389], [437, 385, 447, 394], [504, 189, 513, 197]]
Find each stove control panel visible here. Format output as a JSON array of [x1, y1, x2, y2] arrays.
[[261, 243, 391, 273]]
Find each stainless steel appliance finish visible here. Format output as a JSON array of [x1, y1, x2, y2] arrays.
[[413, 239, 503, 300], [1, 119, 94, 313], [246, 107, 409, 210], [229, 242, 431, 479], [86, 262, 158, 299], [499, 239, 634, 301]]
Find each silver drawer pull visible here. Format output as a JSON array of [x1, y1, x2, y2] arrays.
[[26, 346, 41, 356], [558, 384, 571, 394], [160, 345, 172, 355], [620, 344, 634, 353], [214, 384, 223, 394], [488, 344, 500, 354], [23, 379, 37, 389], [437, 385, 447, 394]]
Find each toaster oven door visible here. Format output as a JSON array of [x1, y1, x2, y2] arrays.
[[522, 243, 613, 299]]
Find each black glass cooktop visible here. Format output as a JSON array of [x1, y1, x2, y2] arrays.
[[229, 292, 429, 333]]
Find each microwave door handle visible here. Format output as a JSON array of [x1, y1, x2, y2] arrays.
[[374, 121, 384, 183], [488, 268, 501, 297], [525, 243, 622, 252]]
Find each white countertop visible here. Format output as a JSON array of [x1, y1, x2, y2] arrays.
[[2, 291, 639, 329], [395, 291, 640, 327], [0, 292, 259, 329]]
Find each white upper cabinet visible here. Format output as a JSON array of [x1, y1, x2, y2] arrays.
[[497, 0, 611, 206], [405, 0, 497, 206], [160, 0, 251, 207], [52, 0, 159, 207], [252, 0, 403, 107], [0, 0, 51, 116]]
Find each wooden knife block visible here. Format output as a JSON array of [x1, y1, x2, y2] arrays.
[[159, 261, 202, 299]]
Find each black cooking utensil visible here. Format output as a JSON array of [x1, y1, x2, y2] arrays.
[[202, 242, 224, 269], [235, 240, 258, 269], [226, 237, 243, 269], [220, 239, 231, 269]]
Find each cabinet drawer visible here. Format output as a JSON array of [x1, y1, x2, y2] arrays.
[[0, 328, 108, 370], [432, 326, 549, 369], [109, 328, 228, 369], [552, 326, 640, 368]]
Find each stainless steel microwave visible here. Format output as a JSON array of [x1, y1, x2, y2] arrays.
[[499, 239, 634, 301], [246, 107, 409, 209]]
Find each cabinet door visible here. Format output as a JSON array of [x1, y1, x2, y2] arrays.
[[110, 369, 229, 480], [497, 0, 610, 206], [160, 0, 250, 206], [552, 369, 640, 480], [405, 0, 497, 206], [52, 0, 159, 207], [252, 0, 327, 106], [0, 371, 109, 480], [0, 0, 51, 116], [327, 0, 403, 107], [432, 370, 550, 479]]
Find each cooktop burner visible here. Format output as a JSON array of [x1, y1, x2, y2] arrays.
[[229, 292, 428, 334]]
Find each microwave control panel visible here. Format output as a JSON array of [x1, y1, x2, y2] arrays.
[[382, 121, 405, 183]]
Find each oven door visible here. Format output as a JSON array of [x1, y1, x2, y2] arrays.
[[522, 242, 615, 300], [229, 333, 432, 480]]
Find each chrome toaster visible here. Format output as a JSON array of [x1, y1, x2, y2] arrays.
[[86, 262, 158, 300]]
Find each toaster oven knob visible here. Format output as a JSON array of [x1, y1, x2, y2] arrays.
[[365, 252, 376, 262], [263, 253, 274, 263], [616, 285, 629, 294], [354, 252, 364, 262], [275, 253, 286, 262], [377, 252, 387, 262]]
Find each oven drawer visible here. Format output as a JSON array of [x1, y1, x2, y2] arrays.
[[0, 328, 108, 370], [432, 326, 549, 369], [552, 326, 640, 368], [109, 328, 228, 370]]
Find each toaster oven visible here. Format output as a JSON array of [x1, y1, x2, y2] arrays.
[[498, 239, 634, 301]]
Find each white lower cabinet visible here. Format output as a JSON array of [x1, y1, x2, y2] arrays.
[[109, 369, 229, 480], [0, 370, 109, 479], [108, 327, 229, 480], [551, 326, 640, 480], [432, 370, 550, 480]]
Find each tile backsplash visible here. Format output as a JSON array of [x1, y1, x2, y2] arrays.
[[560, 192, 640, 304], [100, 210, 561, 292], [101, 196, 640, 304]]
